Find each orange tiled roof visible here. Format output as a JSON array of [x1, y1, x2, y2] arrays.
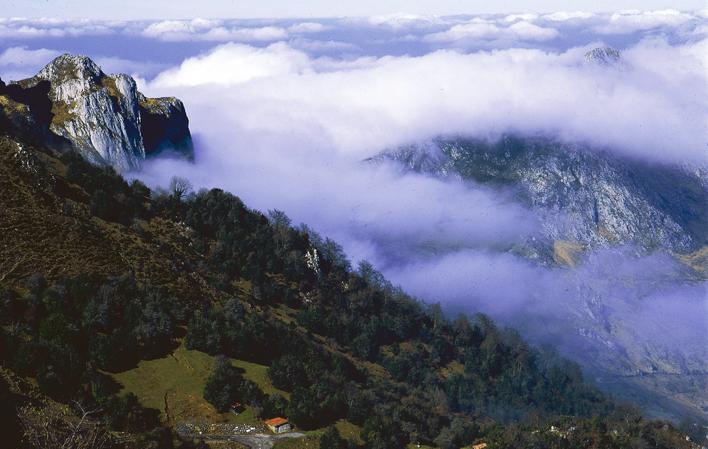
[[265, 417, 288, 427]]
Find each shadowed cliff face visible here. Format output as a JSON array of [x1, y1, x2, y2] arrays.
[[139, 95, 194, 159], [0, 54, 193, 171]]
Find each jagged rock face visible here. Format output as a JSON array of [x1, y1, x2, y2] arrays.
[[5, 54, 192, 171], [139, 94, 194, 158], [585, 47, 621, 65], [0, 77, 68, 148], [377, 136, 707, 255]]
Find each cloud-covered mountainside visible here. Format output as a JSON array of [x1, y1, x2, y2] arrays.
[[1, 9, 706, 422]]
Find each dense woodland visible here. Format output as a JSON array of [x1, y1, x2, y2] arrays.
[[0, 140, 701, 449]]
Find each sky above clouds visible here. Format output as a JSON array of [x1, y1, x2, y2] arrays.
[[2, 0, 707, 19], [0, 4, 706, 402]]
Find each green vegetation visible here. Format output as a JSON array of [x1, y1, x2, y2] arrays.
[[112, 343, 222, 423], [113, 342, 289, 425], [50, 99, 77, 126], [272, 436, 320, 449], [0, 127, 699, 449]]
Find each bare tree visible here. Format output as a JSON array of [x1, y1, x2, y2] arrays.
[[169, 176, 192, 201], [18, 402, 111, 449]]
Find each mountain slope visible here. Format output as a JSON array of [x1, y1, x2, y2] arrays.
[[373, 134, 708, 423], [0, 54, 193, 170], [0, 119, 700, 449], [0, 55, 703, 449], [375, 135, 707, 255]]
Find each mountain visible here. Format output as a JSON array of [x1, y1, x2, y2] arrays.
[[0, 54, 193, 171], [0, 57, 701, 449], [374, 135, 706, 257], [584, 47, 622, 65], [372, 134, 708, 422]]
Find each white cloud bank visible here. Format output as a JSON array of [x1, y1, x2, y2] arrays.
[[0, 46, 59, 67], [0, 46, 60, 80], [136, 37, 707, 386], [594, 9, 698, 34], [148, 39, 707, 166], [424, 19, 559, 42]]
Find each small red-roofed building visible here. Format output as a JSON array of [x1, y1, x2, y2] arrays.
[[265, 417, 291, 434]]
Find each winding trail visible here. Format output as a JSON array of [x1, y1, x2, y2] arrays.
[[203, 433, 306, 449]]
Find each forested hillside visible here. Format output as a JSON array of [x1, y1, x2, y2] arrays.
[[0, 130, 700, 448]]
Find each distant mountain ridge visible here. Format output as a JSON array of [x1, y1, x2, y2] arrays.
[[0, 54, 193, 171], [374, 135, 707, 258], [372, 134, 708, 422]]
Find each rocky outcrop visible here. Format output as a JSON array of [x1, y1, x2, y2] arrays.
[[138, 94, 194, 158], [375, 135, 707, 255], [375, 136, 708, 420], [584, 47, 621, 65], [0, 76, 69, 149], [1, 54, 192, 170]]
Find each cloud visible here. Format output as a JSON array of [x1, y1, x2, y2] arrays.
[[138, 19, 330, 42], [504, 13, 539, 23], [385, 246, 707, 375], [288, 38, 359, 53], [147, 40, 707, 165], [424, 20, 559, 42], [0, 46, 59, 67], [138, 39, 706, 376], [93, 56, 169, 78], [364, 13, 443, 30], [0, 46, 61, 80], [0, 18, 117, 38], [141, 19, 289, 42], [136, 92, 539, 265], [0, 47, 168, 82], [151, 42, 312, 87], [594, 9, 697, 34], [540, 11, 595, 22], [287, 22, 330, 33]]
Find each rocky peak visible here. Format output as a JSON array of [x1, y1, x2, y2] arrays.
[[584, 47, 621, 66], [1, 54, 192, 171], [34, 54, 103, 85]]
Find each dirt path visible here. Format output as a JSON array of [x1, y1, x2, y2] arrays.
[[207, 433, 306, 449], [175, 421, 305, 448]]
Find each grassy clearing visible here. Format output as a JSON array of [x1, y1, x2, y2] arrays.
[[272, 436, 319, 449], [231, 358, 289, 399], [334, 420, 362, 443], [111, 343, 288, 425], [112, 343, 222, 424]]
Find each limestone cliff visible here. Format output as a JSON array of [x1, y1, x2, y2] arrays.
[[0, 54, 192, 170]]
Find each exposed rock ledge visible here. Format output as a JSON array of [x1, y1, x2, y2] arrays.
[[0, 54, 193, 171]]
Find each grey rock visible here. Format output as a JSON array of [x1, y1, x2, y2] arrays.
[[585, 47, 622, 65], [375, 135, 708, 420], [139, 93, 194, 158], [9, 54, 192, 170], [375, 135, 706, 255]]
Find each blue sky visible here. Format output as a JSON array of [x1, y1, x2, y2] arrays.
[[2, 0, 706, 19]]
